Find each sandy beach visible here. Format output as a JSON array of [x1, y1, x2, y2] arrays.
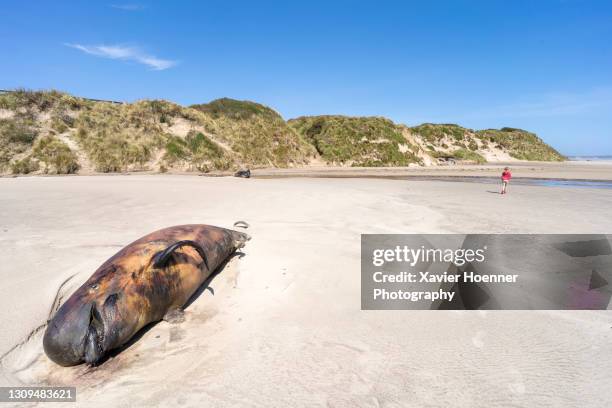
[[248, 160, 612, 181], [1, 163, 612, 407]]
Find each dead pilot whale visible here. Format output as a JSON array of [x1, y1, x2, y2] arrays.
[[43, 224, 250, 366]]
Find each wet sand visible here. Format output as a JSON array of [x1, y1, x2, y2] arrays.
[[247, 160, 612, 181], [1, 170, 611, 407]]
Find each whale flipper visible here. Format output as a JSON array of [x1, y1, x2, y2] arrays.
[[153, 240, 209, 271]]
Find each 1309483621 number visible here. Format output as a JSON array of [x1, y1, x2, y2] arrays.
[[1, 387, 76, 402]]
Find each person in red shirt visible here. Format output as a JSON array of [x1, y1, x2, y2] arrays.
[[501, 167, 512, 194]]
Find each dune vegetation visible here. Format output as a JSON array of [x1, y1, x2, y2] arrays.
[[190, 98, 316, 167], [0, 89, 564, 175], [476, 127, 565, 161], [410, 123, 564, 163], [288, 115, 421, 166]]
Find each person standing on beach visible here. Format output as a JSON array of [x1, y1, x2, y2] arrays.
[[501, 167, 512, 194]]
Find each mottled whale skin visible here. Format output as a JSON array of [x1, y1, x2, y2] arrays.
[[43, 224, 249, 366]]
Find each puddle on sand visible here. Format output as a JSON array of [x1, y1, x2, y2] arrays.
[[255, 174, 612, 189]]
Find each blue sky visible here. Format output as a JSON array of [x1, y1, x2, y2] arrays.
[[1, 1, 611, 155]]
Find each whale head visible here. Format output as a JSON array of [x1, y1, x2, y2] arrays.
[[43, 270, 137, 366]]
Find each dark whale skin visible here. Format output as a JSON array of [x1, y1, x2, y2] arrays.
[[43, 224, 249, 366]]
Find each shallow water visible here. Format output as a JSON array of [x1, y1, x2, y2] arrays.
[[406, 176, 612, 189], [529, 179, 612, 189], [568, 155, 612, 161], [255, 174, 612, 189]]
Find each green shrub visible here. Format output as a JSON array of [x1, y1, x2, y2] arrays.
[[0, 118, 37, 145], [0, 89, 82, 112], [130, 100, 187, 125], [0, 118, 38, 170], [475, 129, 565, 161], [191, 98, 278, 120], [32, 135, 79, 174], [289, 115, 420, 166], [187, 131, 223, 155], [51, 120, 68, 134], [164, 136, 189, 162], [410, 123, 469, 143], [50, 112, 75, 133], [163, 131, 230, 171], [11, 156, 39, 174], [451, 148, 486, 164]]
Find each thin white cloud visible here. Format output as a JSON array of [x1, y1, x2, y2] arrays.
[[402, 88, 612, 128], [65, 43, 177, 71], [465, 88, 612, 120], [109, 4, 145, 11]]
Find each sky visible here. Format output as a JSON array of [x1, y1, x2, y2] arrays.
[[1, 0, 611, 155]]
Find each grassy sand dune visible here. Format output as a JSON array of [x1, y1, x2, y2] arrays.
[[0, 90, 315, 175], [1, 90, 564, 176]]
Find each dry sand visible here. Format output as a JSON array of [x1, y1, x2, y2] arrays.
[[1, 163, 612, 407]]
